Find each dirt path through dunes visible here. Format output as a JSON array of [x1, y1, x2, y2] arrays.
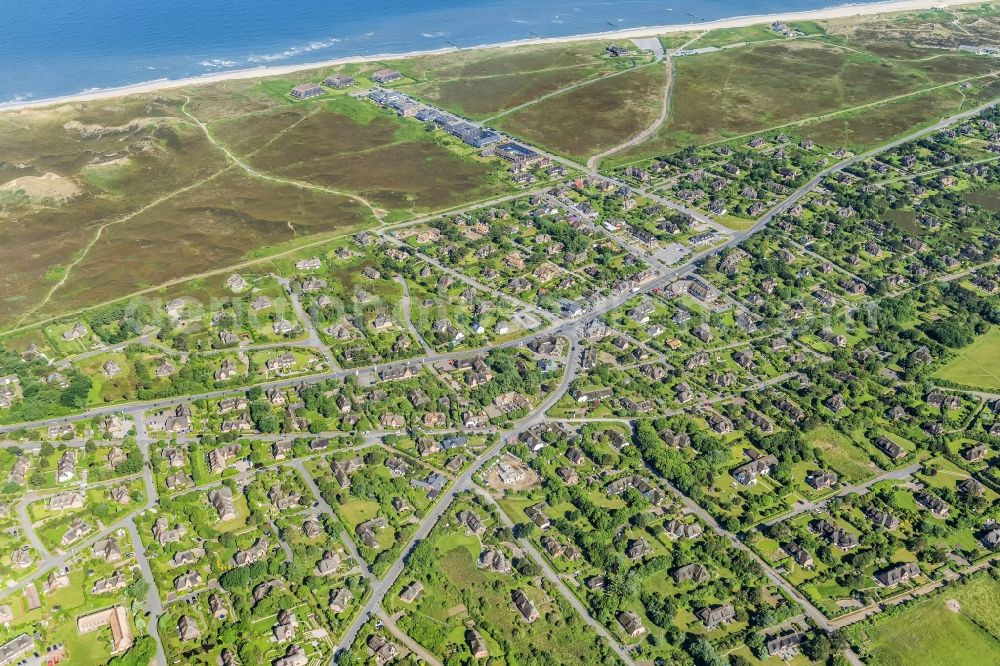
[[587, 55, 674, 172], [180, 98, 389, 220], [481, 61, 657, 124]]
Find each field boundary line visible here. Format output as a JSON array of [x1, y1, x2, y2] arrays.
[[610, 70, 1000, 169], [180, 97, 389, 220], [481, 59, 658, 123], [587, 55, 675, 171], [10, 164, 237, 328]]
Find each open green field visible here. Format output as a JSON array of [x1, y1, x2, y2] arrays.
[[393, 529, 611, 663], [497, 63, 666, 161], [849, 575, 1000, 666], [686, 24, 783, 49], [40, 170, 374, 317], [935, 326, 1000, 390], [805, 425, 874, 483]]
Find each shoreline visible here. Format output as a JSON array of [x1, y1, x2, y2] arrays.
[[0, 0, 981, 112]]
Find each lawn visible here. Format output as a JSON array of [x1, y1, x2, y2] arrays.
[[805, 425, 874, 483], [338, 497, 381, 529], [851, 575, 1000, 666], [398, 537, 609, 664], [79, 352, 136, 405], [686, 24, 783, 49], [935, 326, 1000, 390]]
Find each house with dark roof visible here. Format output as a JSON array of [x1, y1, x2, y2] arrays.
[[867, 508, 900, 530], [290, 84, 324, 100], [875, 562, 920, 587], [812, 519, 859, 550], [626, 539, 651, 561], [696, 604, 735, 629], [980, 527, 1000, 549], [732, 453, 778, 486], [512, 589, 539, 622], [371, 69, 402, 84], [963, 444, 988, 463], [915, 491, 950, 518], [806, 470, 838, 490], [617, 610, 645, 636], [784, 541, 813, 568], [323, 74, 355, 88], [673, 563, 709, 584], [875, 436, 906, 460], [766, 632, 804, 657]]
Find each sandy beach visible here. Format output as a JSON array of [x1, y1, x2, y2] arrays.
[[0, 0, 983, 112]]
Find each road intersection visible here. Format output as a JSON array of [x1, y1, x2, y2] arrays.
[[0, 94, 996, 666]]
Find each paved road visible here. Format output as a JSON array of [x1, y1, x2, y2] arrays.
[[334, 335, 581, 658], [15, 495, 50, 559], [763, 463, 922, 527], [128, 409, 168, 666], [474, 486, 638, 666], [278, 276, 338, 367], [11, 472, 142, 562], [2, 85, 997, 666], [126, 518, 167, 666], [394, 275, 433, 354], [292, 458, 374, 578], [657, 473, 833, 630], [376, 608, 444, 666]]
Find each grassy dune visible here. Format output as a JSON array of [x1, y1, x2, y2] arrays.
[[497, 64, 667, 161]]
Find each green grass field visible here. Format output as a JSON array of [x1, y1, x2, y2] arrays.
[[852, 575, 1000, 666], [935, 327, 1000, 390], [805, 425, 874, 483], [397, 536, 610, 664], [686, 24, 783, 49]]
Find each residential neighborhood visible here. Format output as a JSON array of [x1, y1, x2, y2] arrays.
[[0, 14, 999, 666]]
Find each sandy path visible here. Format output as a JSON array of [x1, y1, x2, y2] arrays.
[[179, 99, 388, 219], [586, 55, 674, 171]]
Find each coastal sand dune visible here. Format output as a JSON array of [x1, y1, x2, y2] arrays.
[[0, 172, 80, 202], [0, 0, 980, 113]]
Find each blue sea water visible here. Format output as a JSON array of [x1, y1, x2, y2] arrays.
[[1, 0, 886, 105]]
